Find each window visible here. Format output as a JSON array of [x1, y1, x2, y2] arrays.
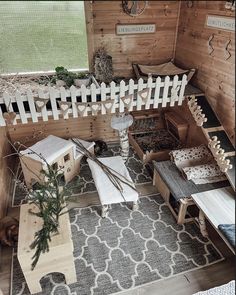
[[64, 153, 70, 162], [0, 1, 88, 73]]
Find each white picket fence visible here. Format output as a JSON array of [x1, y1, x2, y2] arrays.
[[0, 75, 188, 126]]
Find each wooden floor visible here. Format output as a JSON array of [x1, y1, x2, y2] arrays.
[[0, 183, 235, 295]]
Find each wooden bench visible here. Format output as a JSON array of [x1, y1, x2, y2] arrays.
[[192, 187, 235, 254], [87, 156, 139, 217], [153, 160, 230, 224]]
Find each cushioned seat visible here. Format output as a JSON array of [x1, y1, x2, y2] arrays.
[[153, 160, 230, 201], [218, 224, 235, 248]]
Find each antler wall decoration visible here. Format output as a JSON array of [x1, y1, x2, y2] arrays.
[[187, 96, 207, 127]]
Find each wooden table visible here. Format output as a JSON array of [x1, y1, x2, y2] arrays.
[[192, 187, 235, 253], [17, 203, 77, 294]]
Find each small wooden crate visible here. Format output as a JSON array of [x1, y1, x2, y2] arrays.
[[164, 111, 189, 142]]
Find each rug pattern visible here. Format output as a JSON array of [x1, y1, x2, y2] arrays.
[[12, 144, 152, 206], [11, 195, 223, 295]]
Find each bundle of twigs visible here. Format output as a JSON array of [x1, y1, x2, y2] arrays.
[[71, 138, 138, 202]]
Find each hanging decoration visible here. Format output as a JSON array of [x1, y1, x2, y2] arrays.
[[225, 0, 235, 10], [224, 39, 232, 60], [102, 99, 115, 114], [3, 111, 16, 125], [186, 1, 193, 8], [122, 1, 148, 17], [34, 97, 49, 112], [121, 94, 133, 110], [171, 85, 180, 103], [207, 34, 215, 55], [58, 101, 72, 117], [89, 102, 101, 116], [75, 102, 87, 116], [138, 88, 150, 103]]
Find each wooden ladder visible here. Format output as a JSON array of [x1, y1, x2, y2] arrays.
[[187, 95, 235, 190]]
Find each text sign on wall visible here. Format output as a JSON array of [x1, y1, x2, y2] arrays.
[[116, 24, 156, 35], [206, 15, 235, 31]]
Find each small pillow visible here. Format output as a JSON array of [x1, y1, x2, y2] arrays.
[[169, 145, 213, 171], [182, 163, 224, 181]]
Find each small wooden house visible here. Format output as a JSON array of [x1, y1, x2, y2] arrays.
[[19, 135, 94, 188], [0, 1, 235, 295]]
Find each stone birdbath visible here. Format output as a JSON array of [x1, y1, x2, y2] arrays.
[[111, 112, 133, 162]]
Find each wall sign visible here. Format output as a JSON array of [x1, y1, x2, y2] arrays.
[[116, 24, 156, 35], [206, 15, 235, 31]]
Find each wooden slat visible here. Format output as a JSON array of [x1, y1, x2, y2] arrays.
[[81, 84, 88, 117], [60, 86, 69, 119], [70, 86, 78, 118], [178, 74, 188, 106], [128, 79, 135, 112], [100, 82, 107, 115], [137, 78, 144, 111], [15, 91, 28, 124], [26, 90, 38, 123], [3, 92, 17, 125], [145, 76, 153, 109], [119, 80, 126, 113], [110, 81, 117, 114], [49, 88, 59, 120], [38, 89, 48, 121], [162, 76, 171, 108]]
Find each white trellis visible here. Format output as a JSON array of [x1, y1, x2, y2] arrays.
[[0, 75, 188, 126]]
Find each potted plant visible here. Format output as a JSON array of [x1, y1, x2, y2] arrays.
[[74, 72, 90, 87], [51, 66, 77, 87]]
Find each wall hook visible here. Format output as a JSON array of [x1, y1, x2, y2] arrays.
[[207, 34, 215, 55]]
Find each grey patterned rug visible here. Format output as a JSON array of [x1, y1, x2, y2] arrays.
[[11, 194, 223, 295], [12, 143, 152, 206]]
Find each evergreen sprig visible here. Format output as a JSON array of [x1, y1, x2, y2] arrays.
[[28, 166, 72, 270]]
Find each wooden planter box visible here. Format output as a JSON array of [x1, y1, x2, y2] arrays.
[[129, 110, 188, 163], [17, 203, 77, 294]]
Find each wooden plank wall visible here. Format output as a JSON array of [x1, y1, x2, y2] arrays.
[[7, 114, 118, 147], [0, 128, 13, 219], [85, 1, 180, 77], [175, 1, 235, 144]]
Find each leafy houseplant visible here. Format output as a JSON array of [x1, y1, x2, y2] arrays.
[[52, 66, 77, 87]]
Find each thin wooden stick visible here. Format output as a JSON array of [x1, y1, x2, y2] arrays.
[[71, 139, 139, 201]]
